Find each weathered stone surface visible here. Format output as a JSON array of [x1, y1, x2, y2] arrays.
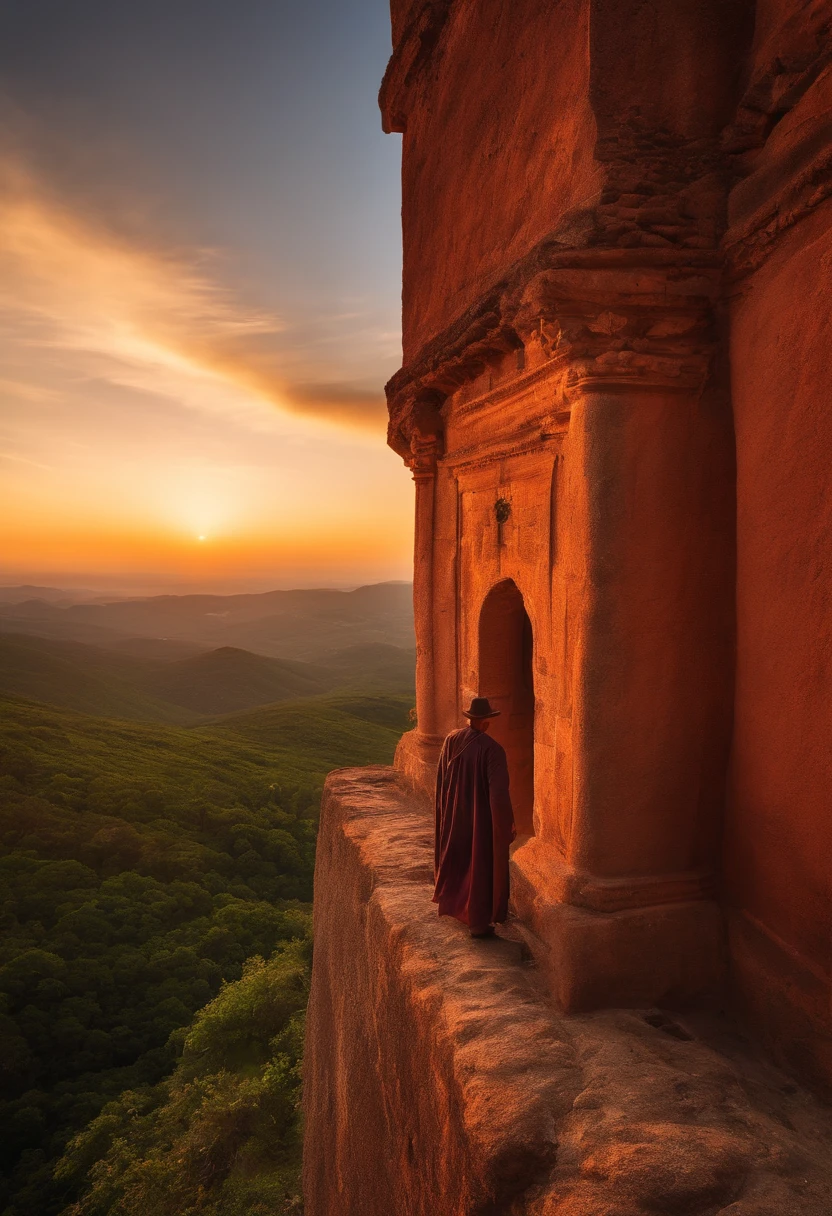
[[724, 194, 832, 1087], [305, 6, 832, 1209], [377, 0, 832, 1094], [381, 0, 750, 363], [303, 771, 832, 1216]]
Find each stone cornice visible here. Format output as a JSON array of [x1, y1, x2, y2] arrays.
[[387, 246, 721, 396], [451, 356, 564, 420], [407, 434, 442, 479], [518, 266, 719, 398], [401, 395, 445, 477], [443, 429, 565, 475], [387, 249, 721, 461], [565, 350, 714, 396]]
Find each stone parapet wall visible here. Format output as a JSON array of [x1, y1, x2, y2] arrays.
[[303, 767, 575, 1216], [303, 768, 832, 1215]]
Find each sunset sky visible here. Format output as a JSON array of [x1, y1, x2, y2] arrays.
[[0, 0, 410, 593]]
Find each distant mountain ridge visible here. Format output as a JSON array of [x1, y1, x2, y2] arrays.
[[0, 580, 415, 660], [0, 584, 101, 604]]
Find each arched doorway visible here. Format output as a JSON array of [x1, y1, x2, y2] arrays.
[[478, 580, 535, 835]]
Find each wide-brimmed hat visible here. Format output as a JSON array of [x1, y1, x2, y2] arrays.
[[462, 696, 500, 719]]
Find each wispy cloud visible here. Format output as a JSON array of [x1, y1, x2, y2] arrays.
[[0, 164, 386, 433], [0, 450, 53, 470]]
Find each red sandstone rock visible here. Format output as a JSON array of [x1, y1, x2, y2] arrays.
[[305, 1, 832, 1210], [377, 0, 832, 1090], [303, 773, 832, 1215]]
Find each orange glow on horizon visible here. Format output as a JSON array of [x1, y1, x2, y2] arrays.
[[0, 166, 412, 591], [0, 495, 414, 589]]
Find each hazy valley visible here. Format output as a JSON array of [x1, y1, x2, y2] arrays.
[[0, 582, 414, 1215], [0, 581, 415, 660]]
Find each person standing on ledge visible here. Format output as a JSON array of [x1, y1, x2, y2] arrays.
[[433, 697, 516, 938]]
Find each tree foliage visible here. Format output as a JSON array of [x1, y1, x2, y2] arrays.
[[0, 691, 402, 1214], [55, 944, 310, 1216]]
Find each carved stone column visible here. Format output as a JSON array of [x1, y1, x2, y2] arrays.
[[411, 433, 440, 739], [510, 263, 735, 1011], [431, 463, 460, 737], [393, 403, 446, 790]]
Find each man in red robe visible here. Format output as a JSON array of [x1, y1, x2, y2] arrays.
[[433, 696, 516, 938]]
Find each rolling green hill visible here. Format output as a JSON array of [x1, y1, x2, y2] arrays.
[[0, 633, 199, 724], [0, 631, 415, 726], [204, 694, 412, 773], [149, 646, 332, 714], [107, 635, 207, 660], [0, 691, 406, 796], [316, 641, 420, 692]]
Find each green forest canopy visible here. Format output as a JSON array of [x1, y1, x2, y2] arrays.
[[0, 687, 411, 1215]]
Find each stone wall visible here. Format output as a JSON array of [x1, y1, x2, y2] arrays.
[[716, 0, 832, 1080], [382, 0, 599, 358], [725, 188, 832, 1084], [375, 0, 832, 1089]]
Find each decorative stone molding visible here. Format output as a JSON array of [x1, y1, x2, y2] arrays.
[[407, 432, 443, 479], [386, 250, 722, 429], [514, 267, 718, 396], [403, 396, 445, 478], [387, 254, 721, 462]]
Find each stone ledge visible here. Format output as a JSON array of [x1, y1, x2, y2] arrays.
[[303, 767, 832, 1216]]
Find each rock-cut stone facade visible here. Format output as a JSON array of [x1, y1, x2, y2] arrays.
[[304, 2, 832, 1212]]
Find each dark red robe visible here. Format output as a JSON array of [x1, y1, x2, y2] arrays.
[[433, 726, 516, 929]]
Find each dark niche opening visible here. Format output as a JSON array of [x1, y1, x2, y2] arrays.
[[478, 579, 535, 836]]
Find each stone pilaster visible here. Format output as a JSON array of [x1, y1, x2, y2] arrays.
[[394, 406, 446, 790], [431, 463, 460, 736], [510, 263, 735, 1010]]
